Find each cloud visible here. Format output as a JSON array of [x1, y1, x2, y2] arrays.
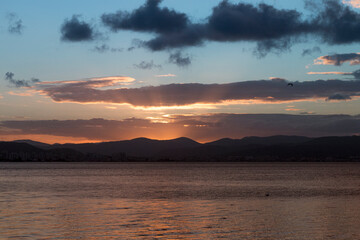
[[168, 51, 191, 67], [302, 46, 322, 56], [7, 91, 34, 97], [206, 2, 311, 42], [155, 74, 176, 77], [4, 72, 40, 88], [61, 15, 96, 42], [1, 114, 360, 142], [327, 93, 352, 101], [127, 39, 144, 51], [98, 0, 360, 56], [254, 38, 293, 57], [38, 76, 135, 88], [92, 44, 123, 53], [315, 0, 360, 44], [342, 0, 360, 8], [143, 23, 207, 51], [101, 0, 189, 34], [92, 44, 109, 52], [307, 69, 360, 79], [307, 71, 352, 75], [7, 13, 24, 34], [134, 60, 162, 70], [142, 1, 313, 53], [269, 77, 287, 81], [314, 53, 360, 66], [36, 77, 360, 106]]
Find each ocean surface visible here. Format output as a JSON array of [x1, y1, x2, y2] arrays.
[[0, 162, 360, 239]]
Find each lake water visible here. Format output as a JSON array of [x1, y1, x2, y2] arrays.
[[0, 162, 360, 239]]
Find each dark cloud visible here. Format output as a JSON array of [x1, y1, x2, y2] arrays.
[[61, 15, 95, 42], [92, 44, 123, 53], [315, 53, 360, 65], [93, 44, 109, 53], [142, 1, 313, 53], [254, 38, 293, 58], [36, 77, 360, 107], [99, 0, 360, 57], [7, 13, 24, 34], [315, 0, 360, 44], [4, 72, 40, 88], [144, 24, 206, 51], [1, 114, 360, 141], [302, 46, 321, 56], [134, 60, 162, 70], [206, 1, 313, 42], [101, 0, 188, 34], [327, 93, 352, 101], [127, 39, 144, 51], [168, 51, 191, 67]]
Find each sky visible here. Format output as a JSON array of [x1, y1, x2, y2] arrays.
[[1, 0, 360, 143]]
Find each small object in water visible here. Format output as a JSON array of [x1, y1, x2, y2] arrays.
[[287, 83, 294, 87], [265, 193, 270, 197]]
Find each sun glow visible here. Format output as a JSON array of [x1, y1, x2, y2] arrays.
[[0, 134, 103, 144]]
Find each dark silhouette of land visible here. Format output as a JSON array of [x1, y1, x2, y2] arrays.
[[1, 135, 360, 162]]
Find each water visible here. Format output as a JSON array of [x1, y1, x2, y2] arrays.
[[0, 162, 359, 239]]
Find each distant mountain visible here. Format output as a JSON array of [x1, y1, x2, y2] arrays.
[[0, 142, 43, 153], [155, 135, 360, 161], [56, 137, 201, 157], [207, 135, 311, 146], [13, 139, 52, 149], [0, 142, 86, 162], [2, 135, 360, 162]]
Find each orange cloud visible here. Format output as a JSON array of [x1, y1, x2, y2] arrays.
[[314, 53, 360, 66], [105, 106, 117, 110], [155, 74, 176, 77], [37, 78, 360, 107], [7, 91, 34, 96], [307, 71, 352, 75], [91, 76, 135, 82], [343, 0, 360, 8]]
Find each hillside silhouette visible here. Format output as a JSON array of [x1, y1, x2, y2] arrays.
[[1, 135, 360, 162]]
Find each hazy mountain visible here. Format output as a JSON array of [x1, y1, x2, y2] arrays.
[[57, 137, 201, 157], [0, 142, 43, 153], [207, 135, 311, 146], [156, 136, 360, 161], [2, 135, 360, 161], [0, 142, 86, 162], [13, 139, 52, 149]]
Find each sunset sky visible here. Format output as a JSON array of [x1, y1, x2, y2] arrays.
[[1, 0, 360, 143]]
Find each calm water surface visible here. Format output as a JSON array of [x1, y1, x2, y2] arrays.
[[0, 162, 360, 239]]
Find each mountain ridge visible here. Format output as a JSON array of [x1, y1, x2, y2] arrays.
[[1, 135, 360, 162]]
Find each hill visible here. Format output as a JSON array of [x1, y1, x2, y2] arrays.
[[56, 137, 201, 157], [1, 135, 360, 162]]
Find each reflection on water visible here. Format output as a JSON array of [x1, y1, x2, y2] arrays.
[[0, 163, 360, 239]]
